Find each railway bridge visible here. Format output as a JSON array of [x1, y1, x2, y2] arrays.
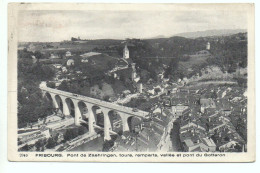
[[40, 86, 149, 140]]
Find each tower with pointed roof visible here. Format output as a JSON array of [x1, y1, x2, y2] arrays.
[[123, 44, 129, 59]]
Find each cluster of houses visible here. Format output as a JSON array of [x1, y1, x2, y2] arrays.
[[173, 89, 246, 152], [179, 110, 245, 152], [111, 110, 171, 152], [148, 85, 246, 153], [18, 114, 75, 151]]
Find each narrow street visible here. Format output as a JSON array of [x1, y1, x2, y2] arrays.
[[170, 119, 182, 152], [157, 117, 176, 152]]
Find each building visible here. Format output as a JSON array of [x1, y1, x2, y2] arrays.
[[50, 54, 60, 59], [112, 63, 139, 83], [52, 64, 62, 69], [211, 125, 246, 152], [65, 51, 72, 57], [130, 63, 140, 82], [180, 125, 216, 152], [171, 104, 189, 117], [81, 59, 89, 63], [62, 67, 68, 73], [31, 55, 37, 63], [206, 42, 210, 50], [137, 83, 143, 93], [66, 59, 74, 66], [123, 44, 129, 59], [200, 98, 216, 113], [171, 98, 189, 117]]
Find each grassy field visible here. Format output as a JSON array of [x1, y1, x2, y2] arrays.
[[19, 39, 123, 55], [180, 54, 209, 69]]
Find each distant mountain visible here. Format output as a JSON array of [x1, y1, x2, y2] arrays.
[[174, 29, 247, 38], [148, 35, 166, 39]]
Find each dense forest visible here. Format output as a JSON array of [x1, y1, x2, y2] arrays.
[[18, 49, 55, 128], [124, 33, 247, 81]]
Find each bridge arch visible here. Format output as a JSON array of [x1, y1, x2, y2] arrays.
[[44, 92, 52, 102], [54, 95, 63, 114], [42, 92, 58, 114], [78, 101, 88, 121], [91, 105, 105, 129], [65, 98, 75, 117], [108, 110, 123, 135]]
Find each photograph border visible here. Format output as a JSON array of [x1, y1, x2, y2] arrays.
[[7, 3, 255, 162]]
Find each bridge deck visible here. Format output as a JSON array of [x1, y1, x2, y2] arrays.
[[41, 87, 149, 118]]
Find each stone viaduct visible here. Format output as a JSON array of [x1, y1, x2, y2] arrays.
[[40, 86, 149, 141]]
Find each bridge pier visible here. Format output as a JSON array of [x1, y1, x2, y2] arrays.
[[49, 93, 59, 109], [101, 108, 112, 141], [121, 115, 130, 132], [60, 96, 70, 117], [86, 103, 95, 134], [72, 99, 82, 126]]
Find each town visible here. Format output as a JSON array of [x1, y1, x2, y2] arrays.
[[17, 32, 248, 153]]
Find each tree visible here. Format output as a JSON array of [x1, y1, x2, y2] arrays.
[[164, 58, 180, 79], [71, 37, 78, 41], [154, 88, 161, 94], [139, 69, 150, 83], [47, 81, 56, 88], [34, 51, 44, 59], [35, 138, 47, 151], [19, 144, 30, 151], [102, 140, 114, 151], [78, 127, 86, 136], [211, 90, 218, 100], [107, 61, 115, 69], [64, 129, 78, 141], [46, 137, 57, 149], [236, 77, 247, 88], [58, 81, 70, 92], [64, 129, 73, 141]]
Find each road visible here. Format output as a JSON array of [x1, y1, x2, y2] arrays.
[[170, 119, 182, 152], [157, 117, 177, 152]]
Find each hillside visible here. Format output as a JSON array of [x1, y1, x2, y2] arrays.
[[19, 32, 248, 83], [174, 29, 247, 38]]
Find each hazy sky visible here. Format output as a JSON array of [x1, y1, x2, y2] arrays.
[[18, 10, 248, 42]]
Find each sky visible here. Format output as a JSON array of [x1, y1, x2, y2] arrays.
[[18, 10, 248, 42]]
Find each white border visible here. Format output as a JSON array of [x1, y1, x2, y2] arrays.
[[1, 0, 259, 172]]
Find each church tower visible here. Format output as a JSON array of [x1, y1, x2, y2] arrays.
[[131, 63, 137, 81], [123, 44, 129, 59], [206, 42, 210, 50]]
